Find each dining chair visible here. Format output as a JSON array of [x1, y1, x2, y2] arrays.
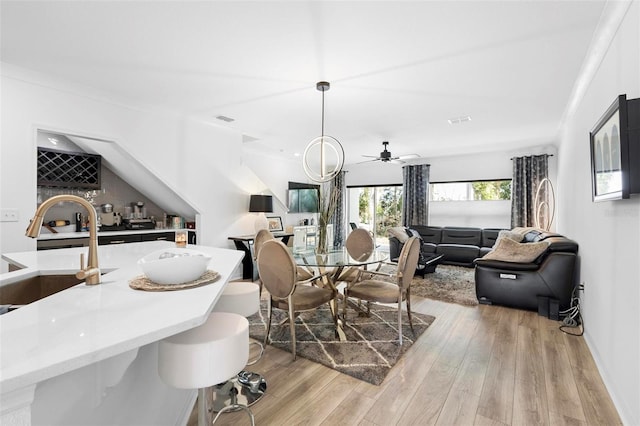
[[254, 229, 312, 294], [342, 236, 421, 345], [335, 228, 377, 284], [257, 239, 338, 361]]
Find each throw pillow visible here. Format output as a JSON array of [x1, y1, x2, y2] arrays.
[[388, 226, 410, 243], [495, 229, 525, 245], [483, 237, 550, 263]]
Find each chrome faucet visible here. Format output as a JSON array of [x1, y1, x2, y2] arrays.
[[26, 194, 101, 285]]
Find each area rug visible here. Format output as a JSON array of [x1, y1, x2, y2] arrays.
[[248, 303, 435, 386], [374, 263, 478, 306], [412, 265, 478, 306]]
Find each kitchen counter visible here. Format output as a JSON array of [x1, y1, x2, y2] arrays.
[[37, 227, 189, 241], [0, 241, 243, 425]]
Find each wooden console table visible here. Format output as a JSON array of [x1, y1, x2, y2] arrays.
[[228, 233, 293, 280]]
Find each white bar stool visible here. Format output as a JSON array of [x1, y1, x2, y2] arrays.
[[212, 282, 266, 412], [158, 312, 254, 426]]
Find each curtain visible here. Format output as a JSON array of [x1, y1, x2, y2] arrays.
[[511, 154, 549, 228], [402, 164, 430, 226], [330, 170, 346, 247]]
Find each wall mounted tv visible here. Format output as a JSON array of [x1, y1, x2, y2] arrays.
[[589, 94, 640, 202], [288, 182, 320, 213]]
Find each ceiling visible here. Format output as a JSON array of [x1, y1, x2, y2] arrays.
[[1, 1, 608, 165]]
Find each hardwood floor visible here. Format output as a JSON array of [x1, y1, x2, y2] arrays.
[[190, 297, 621, 425]]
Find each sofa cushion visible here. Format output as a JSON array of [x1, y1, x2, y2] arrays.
[[482, 237, 550, 263], [436, 244, 480, 264], [441, 227, 482, 246], [481, 228, 502, 248], [411, 225, 442, 244], [388, 226, 409, 243]]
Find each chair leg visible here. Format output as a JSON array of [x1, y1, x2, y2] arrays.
[[264, 298, 272, 347], [406, 288, 415, 335], [397, 294, 403, 346], [288, 301, 297, 361], [342, 289, 348, 323]]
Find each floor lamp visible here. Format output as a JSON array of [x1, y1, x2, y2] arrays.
[[534, 178, 556, 231]]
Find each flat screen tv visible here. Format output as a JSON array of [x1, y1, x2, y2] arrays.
[[288, 182, 320, 213], [589, 94, 640, 202]]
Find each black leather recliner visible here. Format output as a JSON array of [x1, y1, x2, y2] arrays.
[[474, 230, 579, 314]]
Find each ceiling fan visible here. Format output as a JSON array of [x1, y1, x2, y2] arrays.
[[359, 141, 418, 164]]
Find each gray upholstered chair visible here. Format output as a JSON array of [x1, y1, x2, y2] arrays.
[[254, 229, 312, 295], [343, 236, 421, 345], [257, 239, 338, 361], [335, 228, 377, 283]]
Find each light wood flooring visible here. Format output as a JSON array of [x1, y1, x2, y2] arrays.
[[190, 296, 621, 425]]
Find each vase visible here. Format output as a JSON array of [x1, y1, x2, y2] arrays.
[[316, 222, 329, 254]]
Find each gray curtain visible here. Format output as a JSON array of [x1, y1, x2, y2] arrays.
[[330, 171, 346, 247], [511, 154, 549, 228], [402, 164, 430, 226]]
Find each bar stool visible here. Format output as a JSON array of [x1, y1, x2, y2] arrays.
[[212, 282, 266, 412], [158, 312, 254, 426]]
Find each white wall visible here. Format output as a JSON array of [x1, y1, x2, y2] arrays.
[[0, 65, 269, 260], [556, 2, 640, 424]]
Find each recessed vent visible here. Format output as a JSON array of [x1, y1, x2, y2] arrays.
[[447, 115, 472, 125], [216, 115, 235, 123]]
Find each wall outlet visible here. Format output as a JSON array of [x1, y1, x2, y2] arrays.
[[0, 209, 19, 222]]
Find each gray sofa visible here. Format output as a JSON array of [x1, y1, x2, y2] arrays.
[[388, 226, 504, 267]]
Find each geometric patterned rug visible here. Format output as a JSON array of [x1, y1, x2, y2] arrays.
[[248, 302, 435, 385]]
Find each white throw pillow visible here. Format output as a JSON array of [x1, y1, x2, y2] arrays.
[[388, 226, 409, 243], [483, 236, 549, 263]]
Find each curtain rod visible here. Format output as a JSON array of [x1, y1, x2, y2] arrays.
[[510, 154, 554, 160]]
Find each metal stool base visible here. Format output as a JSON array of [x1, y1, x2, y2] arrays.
[[211, 371, 266, 413]]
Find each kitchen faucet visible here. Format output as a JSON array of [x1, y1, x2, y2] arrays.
[[25, 194, 101, 285]]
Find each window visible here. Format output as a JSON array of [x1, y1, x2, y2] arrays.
[[348, 185, 403, 247], [430, 180, 511, 201]]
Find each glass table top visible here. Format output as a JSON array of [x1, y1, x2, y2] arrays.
[[291, 247, 388, 268]]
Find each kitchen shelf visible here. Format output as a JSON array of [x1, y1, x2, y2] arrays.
[[37, 147, 102, 189]]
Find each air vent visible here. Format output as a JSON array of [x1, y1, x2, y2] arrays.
[[447, 115, 472, 125], [216, 115, 235, 123]]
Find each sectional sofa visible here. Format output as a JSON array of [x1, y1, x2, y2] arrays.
[[389, 225, 503, 267]]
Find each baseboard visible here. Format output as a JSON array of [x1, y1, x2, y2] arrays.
[[583, 329, 636, 425]]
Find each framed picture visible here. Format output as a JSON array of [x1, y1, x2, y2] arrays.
[[589, 94, 629, 201], [267, 216, 284, 232]]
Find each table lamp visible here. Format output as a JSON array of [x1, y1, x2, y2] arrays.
[[249, 194, 273, 232]]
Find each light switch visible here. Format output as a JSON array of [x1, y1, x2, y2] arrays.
[[0, 209, 19, 222]]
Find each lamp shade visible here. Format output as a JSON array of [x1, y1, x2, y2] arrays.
[[249, 195, 273, 213]]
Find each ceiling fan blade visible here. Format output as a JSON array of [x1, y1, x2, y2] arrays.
[[397, 154, 419, 160], [361, 155, 380, 158], [356, 158, 380, 164], [390, 159, 407, 164]]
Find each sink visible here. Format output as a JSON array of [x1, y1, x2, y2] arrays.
[[0, 274, 83, 307]]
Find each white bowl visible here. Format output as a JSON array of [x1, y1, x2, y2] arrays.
[[137, 248, 211, 285]]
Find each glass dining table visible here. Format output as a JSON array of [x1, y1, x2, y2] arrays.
[[290, 246, 389, 340]]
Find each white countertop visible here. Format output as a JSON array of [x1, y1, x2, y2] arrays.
[[0, 241, 243, 394]]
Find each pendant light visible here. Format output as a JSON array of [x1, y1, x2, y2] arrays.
[[302, 81, 344, 182]]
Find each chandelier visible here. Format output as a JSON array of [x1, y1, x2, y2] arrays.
[[302, 81, 345, 182]]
